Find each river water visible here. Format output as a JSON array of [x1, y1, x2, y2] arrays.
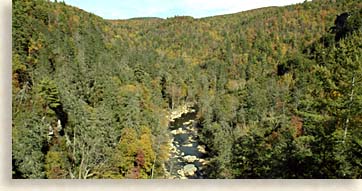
[[166, 110, 209, 179]]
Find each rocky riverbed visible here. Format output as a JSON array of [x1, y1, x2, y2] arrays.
[[165, 105, 210, 179]]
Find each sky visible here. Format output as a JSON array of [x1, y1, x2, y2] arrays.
[[62, 0, 307, 19]]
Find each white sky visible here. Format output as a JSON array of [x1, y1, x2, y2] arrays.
[[63, 0, 308, 19]]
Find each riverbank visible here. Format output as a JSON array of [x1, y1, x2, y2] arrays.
[[166, 103, 196, 122]]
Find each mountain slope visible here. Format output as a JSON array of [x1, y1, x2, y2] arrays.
[[12, 0, 362, 178]]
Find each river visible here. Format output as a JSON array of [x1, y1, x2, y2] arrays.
[[166, 108, 209, 179]]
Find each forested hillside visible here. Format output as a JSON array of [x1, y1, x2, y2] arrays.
[[12, 0, 362, 178]]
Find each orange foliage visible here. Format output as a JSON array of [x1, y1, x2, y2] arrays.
[[291, 115, 303, 137]]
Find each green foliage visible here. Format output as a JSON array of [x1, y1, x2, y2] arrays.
[[12, 114, 48, 178], [45, 150, 69, 179], [38, 78, 61, 109]]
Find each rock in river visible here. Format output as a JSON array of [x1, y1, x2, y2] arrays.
[[183, 155, 198, 163], [183, 143, 193, 147], [183, 119, 195, 126], [171, 128, 186, 135], [183, 164, 197, 176], [199, 159, 210, 166], [171, 130, 177, 135], [177, 169, 185, 177], [197, 145, 207, 154]]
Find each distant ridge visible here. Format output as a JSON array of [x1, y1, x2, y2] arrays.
[[107, 17, 164, 22]]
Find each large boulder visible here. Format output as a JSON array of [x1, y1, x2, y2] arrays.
[[183, 164, 197, 176], [197, 145, 207, 154], [171, 130, 177, 135], [183, 155, 198, 163], [199, 159, 210, 166], [171, 128, 186, 135]]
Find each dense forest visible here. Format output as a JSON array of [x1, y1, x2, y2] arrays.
[[12, 0, 362, 179]]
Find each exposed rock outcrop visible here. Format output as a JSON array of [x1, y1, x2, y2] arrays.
[[167, 103, 195, 122]]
